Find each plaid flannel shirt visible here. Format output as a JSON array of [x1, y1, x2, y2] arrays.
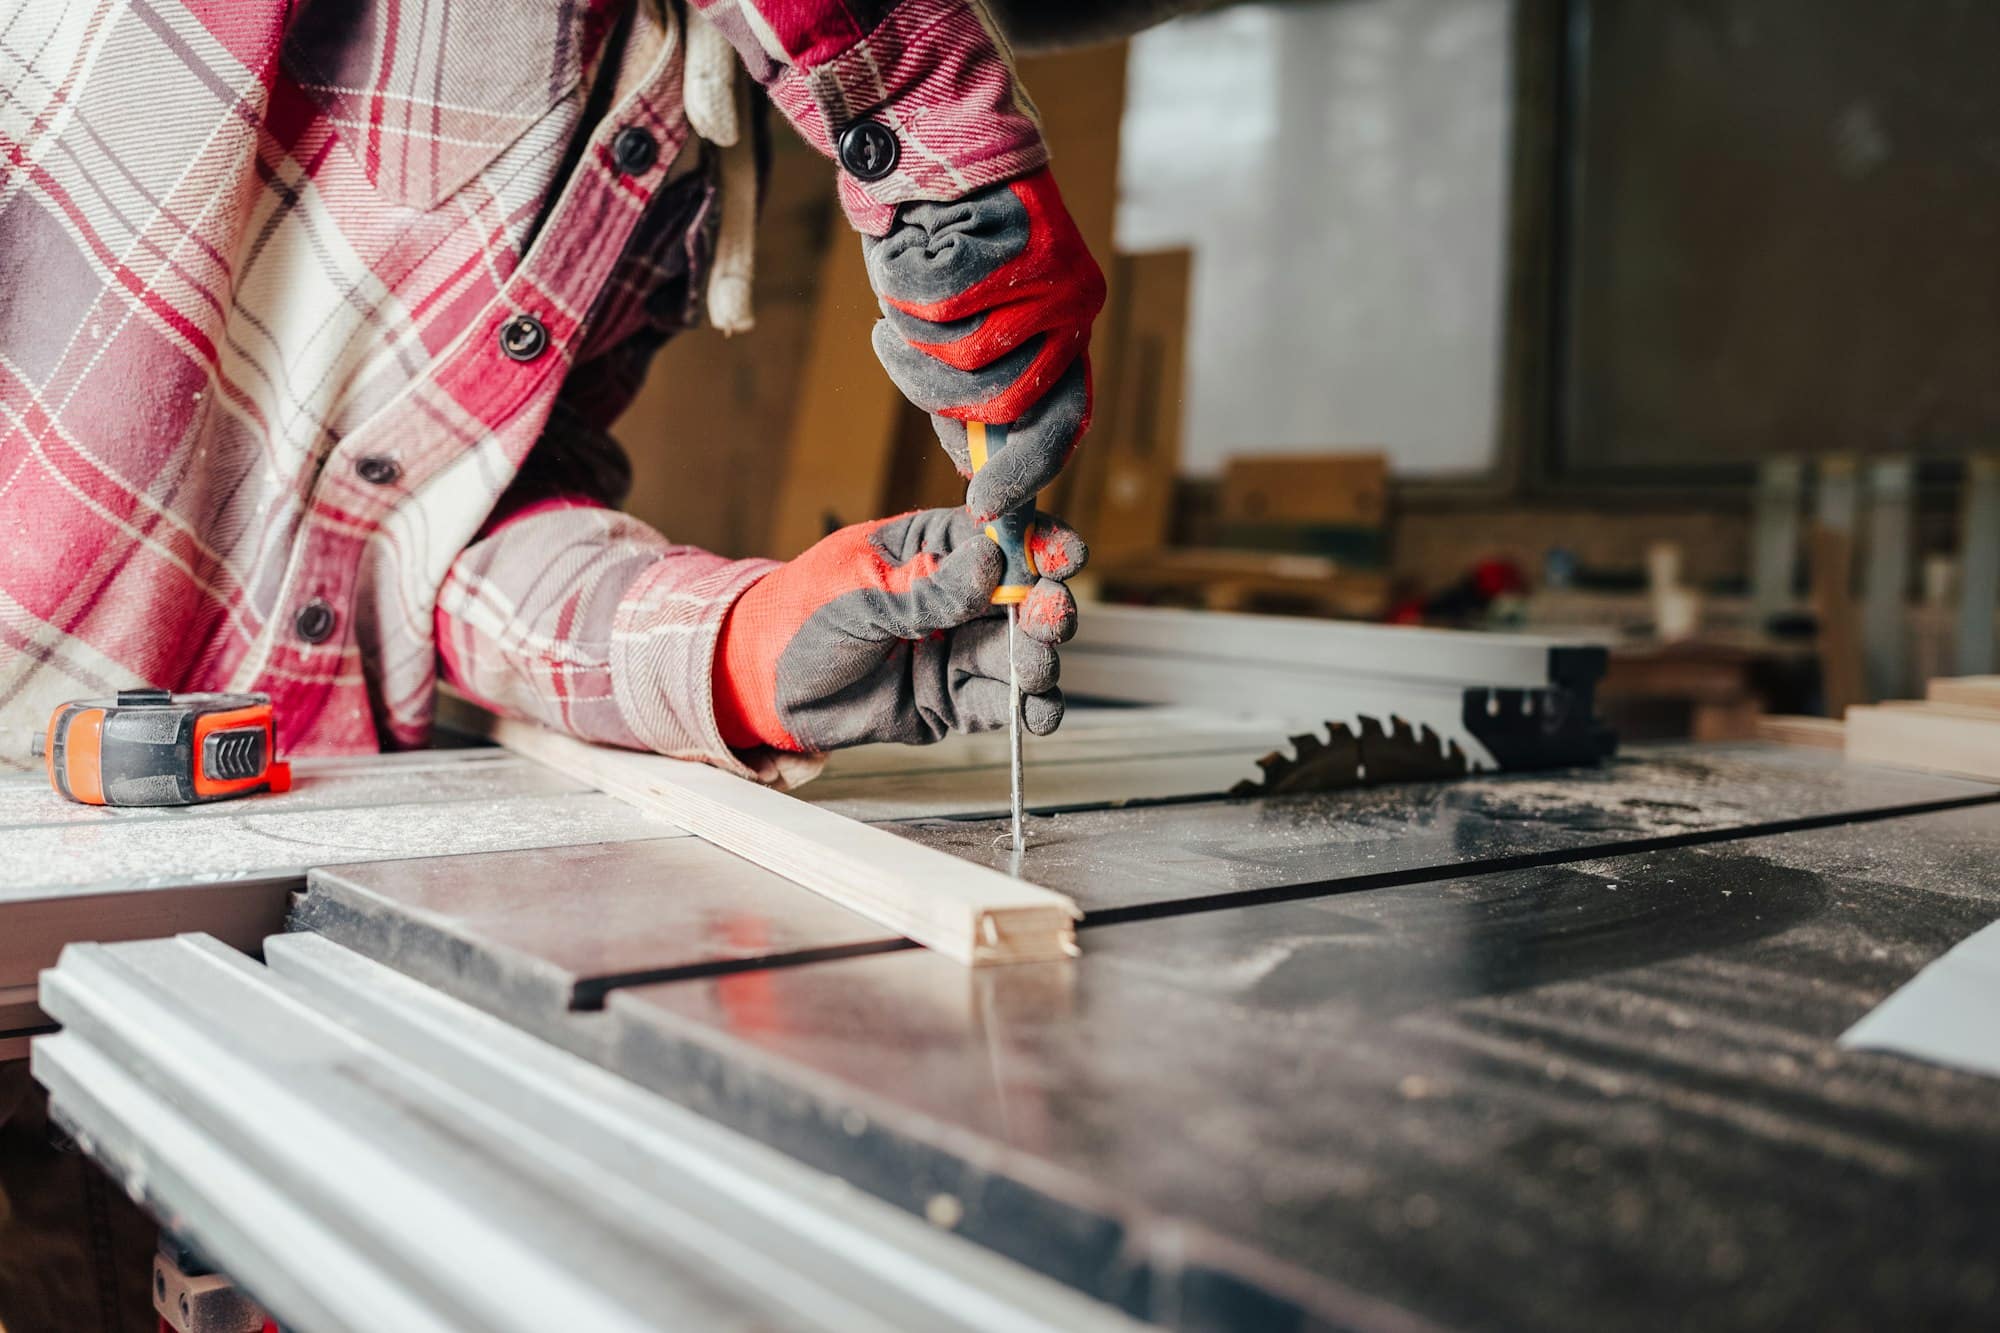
[[0, 0, 1046, 780]]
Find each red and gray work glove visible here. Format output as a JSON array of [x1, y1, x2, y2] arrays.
[[712, 509, 1088, 754], [862, 168, 1106, 524]]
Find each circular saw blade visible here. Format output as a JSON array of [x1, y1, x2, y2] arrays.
[[1230, 715, 1470, 797]]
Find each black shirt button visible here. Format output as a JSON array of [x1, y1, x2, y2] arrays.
[[837, 120, 899, 182], [611, 125, 659, 176], [294, 599, 336, 644], [355, 455, 401, 485], [499, 313, 548, 362]]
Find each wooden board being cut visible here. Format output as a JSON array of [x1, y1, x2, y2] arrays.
[[485, 717, 1081, 967], [1846, 704, 2000, 782]]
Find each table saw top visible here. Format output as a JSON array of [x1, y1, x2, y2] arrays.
[[289, 740, 2000, 1332]]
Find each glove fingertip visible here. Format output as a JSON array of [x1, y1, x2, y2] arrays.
[[1024, 688, 1065, 737], [1030, 521, 1088, 580], [934, 535, 1004, 618], [1019, 579, 1078, 645]]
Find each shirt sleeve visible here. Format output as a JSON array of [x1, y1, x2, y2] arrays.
[[434, 411, 822, 788], [690, 0, 1048, 234]]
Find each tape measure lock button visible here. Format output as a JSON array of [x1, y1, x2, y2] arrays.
[[202, 726, 267, 782]]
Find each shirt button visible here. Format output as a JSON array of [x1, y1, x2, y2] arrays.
[[294, 599, 336, 644], [499, 314, 548, 362], [611, 125, 659, 176], [355, 455, 401, 486], [837, 120, 899, 182]]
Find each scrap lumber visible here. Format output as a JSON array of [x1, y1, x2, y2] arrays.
[[1753, 714, 1845, 750], [767, 235, 904, 558], [1810, 526, 1865, 717], [1015, 41, 1129, 521], [1077, 249, 1193, 557], [484, 716, 1081, 966], [1219, 452, 1389, 535], [1927, 675, 2000, 713], [1845, 703, 2000, 782], [1090, 547, 1389, 619]]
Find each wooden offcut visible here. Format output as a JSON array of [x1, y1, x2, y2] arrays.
[[1927, 676, 2000, 713], [1219, 453, 1389, 531], [1845, 703, 2000, 782], [1089, 548, 1389, 619], [1083, 249, 1194, 558], [486, 717, 1082, 967], [767, 233, 905, 558], [1753, 714, 1846, 750], [1810, 526, 1865, 716], [1019, 41, 1129, 520]]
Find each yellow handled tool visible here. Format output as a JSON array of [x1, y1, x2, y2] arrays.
[[967, 420, 1035, 860]]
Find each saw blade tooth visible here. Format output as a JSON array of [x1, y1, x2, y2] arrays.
[[1290, 732, 1325, 759]]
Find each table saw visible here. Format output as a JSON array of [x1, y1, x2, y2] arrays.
[[9, 609, 2000, 1332]]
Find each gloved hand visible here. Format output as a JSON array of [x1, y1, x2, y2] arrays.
[[713, 508, 1088, 754], [862, 169, 1106, 524]]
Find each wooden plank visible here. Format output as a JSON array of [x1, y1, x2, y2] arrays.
[[485, 717, 1081, 966], [616, 132, 831, 558], [1091, 548, 1390, 619], [1845, 704, 2000, 782], [1928, 676, 2000, 713], [1219, 453, 1389, 530], [1957, 455, 2000, 674], [1861, 459, 1914, 699], [1077, 249, 1192, 557], [767, 231, 905, 558], [1018, 41, 1129, 521], [1753, 714, 1846, 750], [1810, 526, 1865, 714]]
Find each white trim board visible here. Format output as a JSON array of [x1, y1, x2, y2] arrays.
[[486, 717, 1080, 967]]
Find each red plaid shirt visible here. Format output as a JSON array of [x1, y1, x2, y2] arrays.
[[0, 0, 1045, 780]]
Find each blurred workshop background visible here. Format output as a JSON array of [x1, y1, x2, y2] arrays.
[[612, 0, 2000, 744]]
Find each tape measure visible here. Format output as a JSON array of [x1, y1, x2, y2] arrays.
[[36, 689, 292, 807]]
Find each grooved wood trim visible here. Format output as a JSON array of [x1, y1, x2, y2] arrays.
[[485, 717, 1081, 966]]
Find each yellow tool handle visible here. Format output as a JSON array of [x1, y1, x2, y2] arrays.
[[966, 421, 1037, 605]]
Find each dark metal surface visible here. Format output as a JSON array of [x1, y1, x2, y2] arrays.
[[888, 744, 2000, 914], [298, 746, 1999, 1022], [599, 804, 2000, 1332], [298, 838, 898, 1016]]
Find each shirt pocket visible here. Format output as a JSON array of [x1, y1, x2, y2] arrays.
[[282, 0, 588, 212]]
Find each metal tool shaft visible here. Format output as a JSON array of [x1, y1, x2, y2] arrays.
[[1007, 603, 1026, 857]]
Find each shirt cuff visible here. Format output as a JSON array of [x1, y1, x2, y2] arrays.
[[611, 551, 825, 788], [766, 0, 1051, 235]]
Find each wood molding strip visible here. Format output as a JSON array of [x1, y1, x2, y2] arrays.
[[486, 717, 1081, 967]]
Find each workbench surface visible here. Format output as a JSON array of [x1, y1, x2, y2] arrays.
[[297, 743, 2000, 1332]]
